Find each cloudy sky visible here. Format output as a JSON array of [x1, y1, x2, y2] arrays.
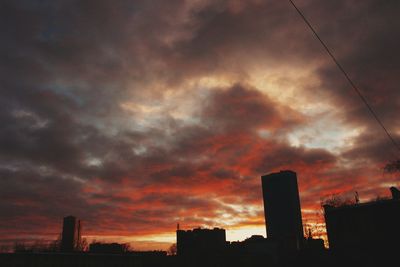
[[1, 0, 399, 250]]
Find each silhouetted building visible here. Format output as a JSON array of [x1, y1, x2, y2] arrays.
[[176, 227, 226, 256], [261, 170, 304, 250], [390, 186, 400, 199], [323, 187, 400, 253], [89, 242, 130, 254], [61, 216, 81, 252], [303, 237, 325, 251], [228, 235, 279, 263]]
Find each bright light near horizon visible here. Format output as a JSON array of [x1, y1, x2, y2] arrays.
[[131, 225, 266, 246], [83, 225, 267, 249], [225, 225, 265, 242], [84, 233, 175, 244], [133, 232, 176, 243]]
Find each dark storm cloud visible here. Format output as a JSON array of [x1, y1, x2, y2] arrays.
[[0, 92, 83, 171], [302, 0, 400, 140], [201, 84, 299, 132], [293, 1, 400, 169], [254, 145, 336, 174], [342, 131, 399, 163], [0, 165, 94, 243]]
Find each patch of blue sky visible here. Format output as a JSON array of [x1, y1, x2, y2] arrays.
[[44, 83, 85, 106]]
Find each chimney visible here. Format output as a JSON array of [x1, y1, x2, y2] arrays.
[[390, 187, 400, 200]]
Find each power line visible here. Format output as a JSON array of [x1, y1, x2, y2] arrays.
[[288, 0, 400, 154]]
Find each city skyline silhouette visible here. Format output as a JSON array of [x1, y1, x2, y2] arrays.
[[4, 170, 400, 267]]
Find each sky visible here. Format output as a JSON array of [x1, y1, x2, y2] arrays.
[[1, 0, 400, 251]]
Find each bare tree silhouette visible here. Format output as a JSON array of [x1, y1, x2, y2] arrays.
[[167, 243, 177, 256]]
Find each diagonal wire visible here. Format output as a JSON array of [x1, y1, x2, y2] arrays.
[[288, 0, 400, 154]]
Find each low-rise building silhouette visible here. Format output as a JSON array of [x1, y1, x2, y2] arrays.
[[303, 236, 325, 251], [228, 235, 279, 263], [61, 216, 81, 252], [323, 187, 400, 253], [176, 227, 226, 256]]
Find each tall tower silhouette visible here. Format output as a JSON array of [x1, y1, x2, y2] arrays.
[[261, 170, 304, 250], [61, 216, 81, 252]]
